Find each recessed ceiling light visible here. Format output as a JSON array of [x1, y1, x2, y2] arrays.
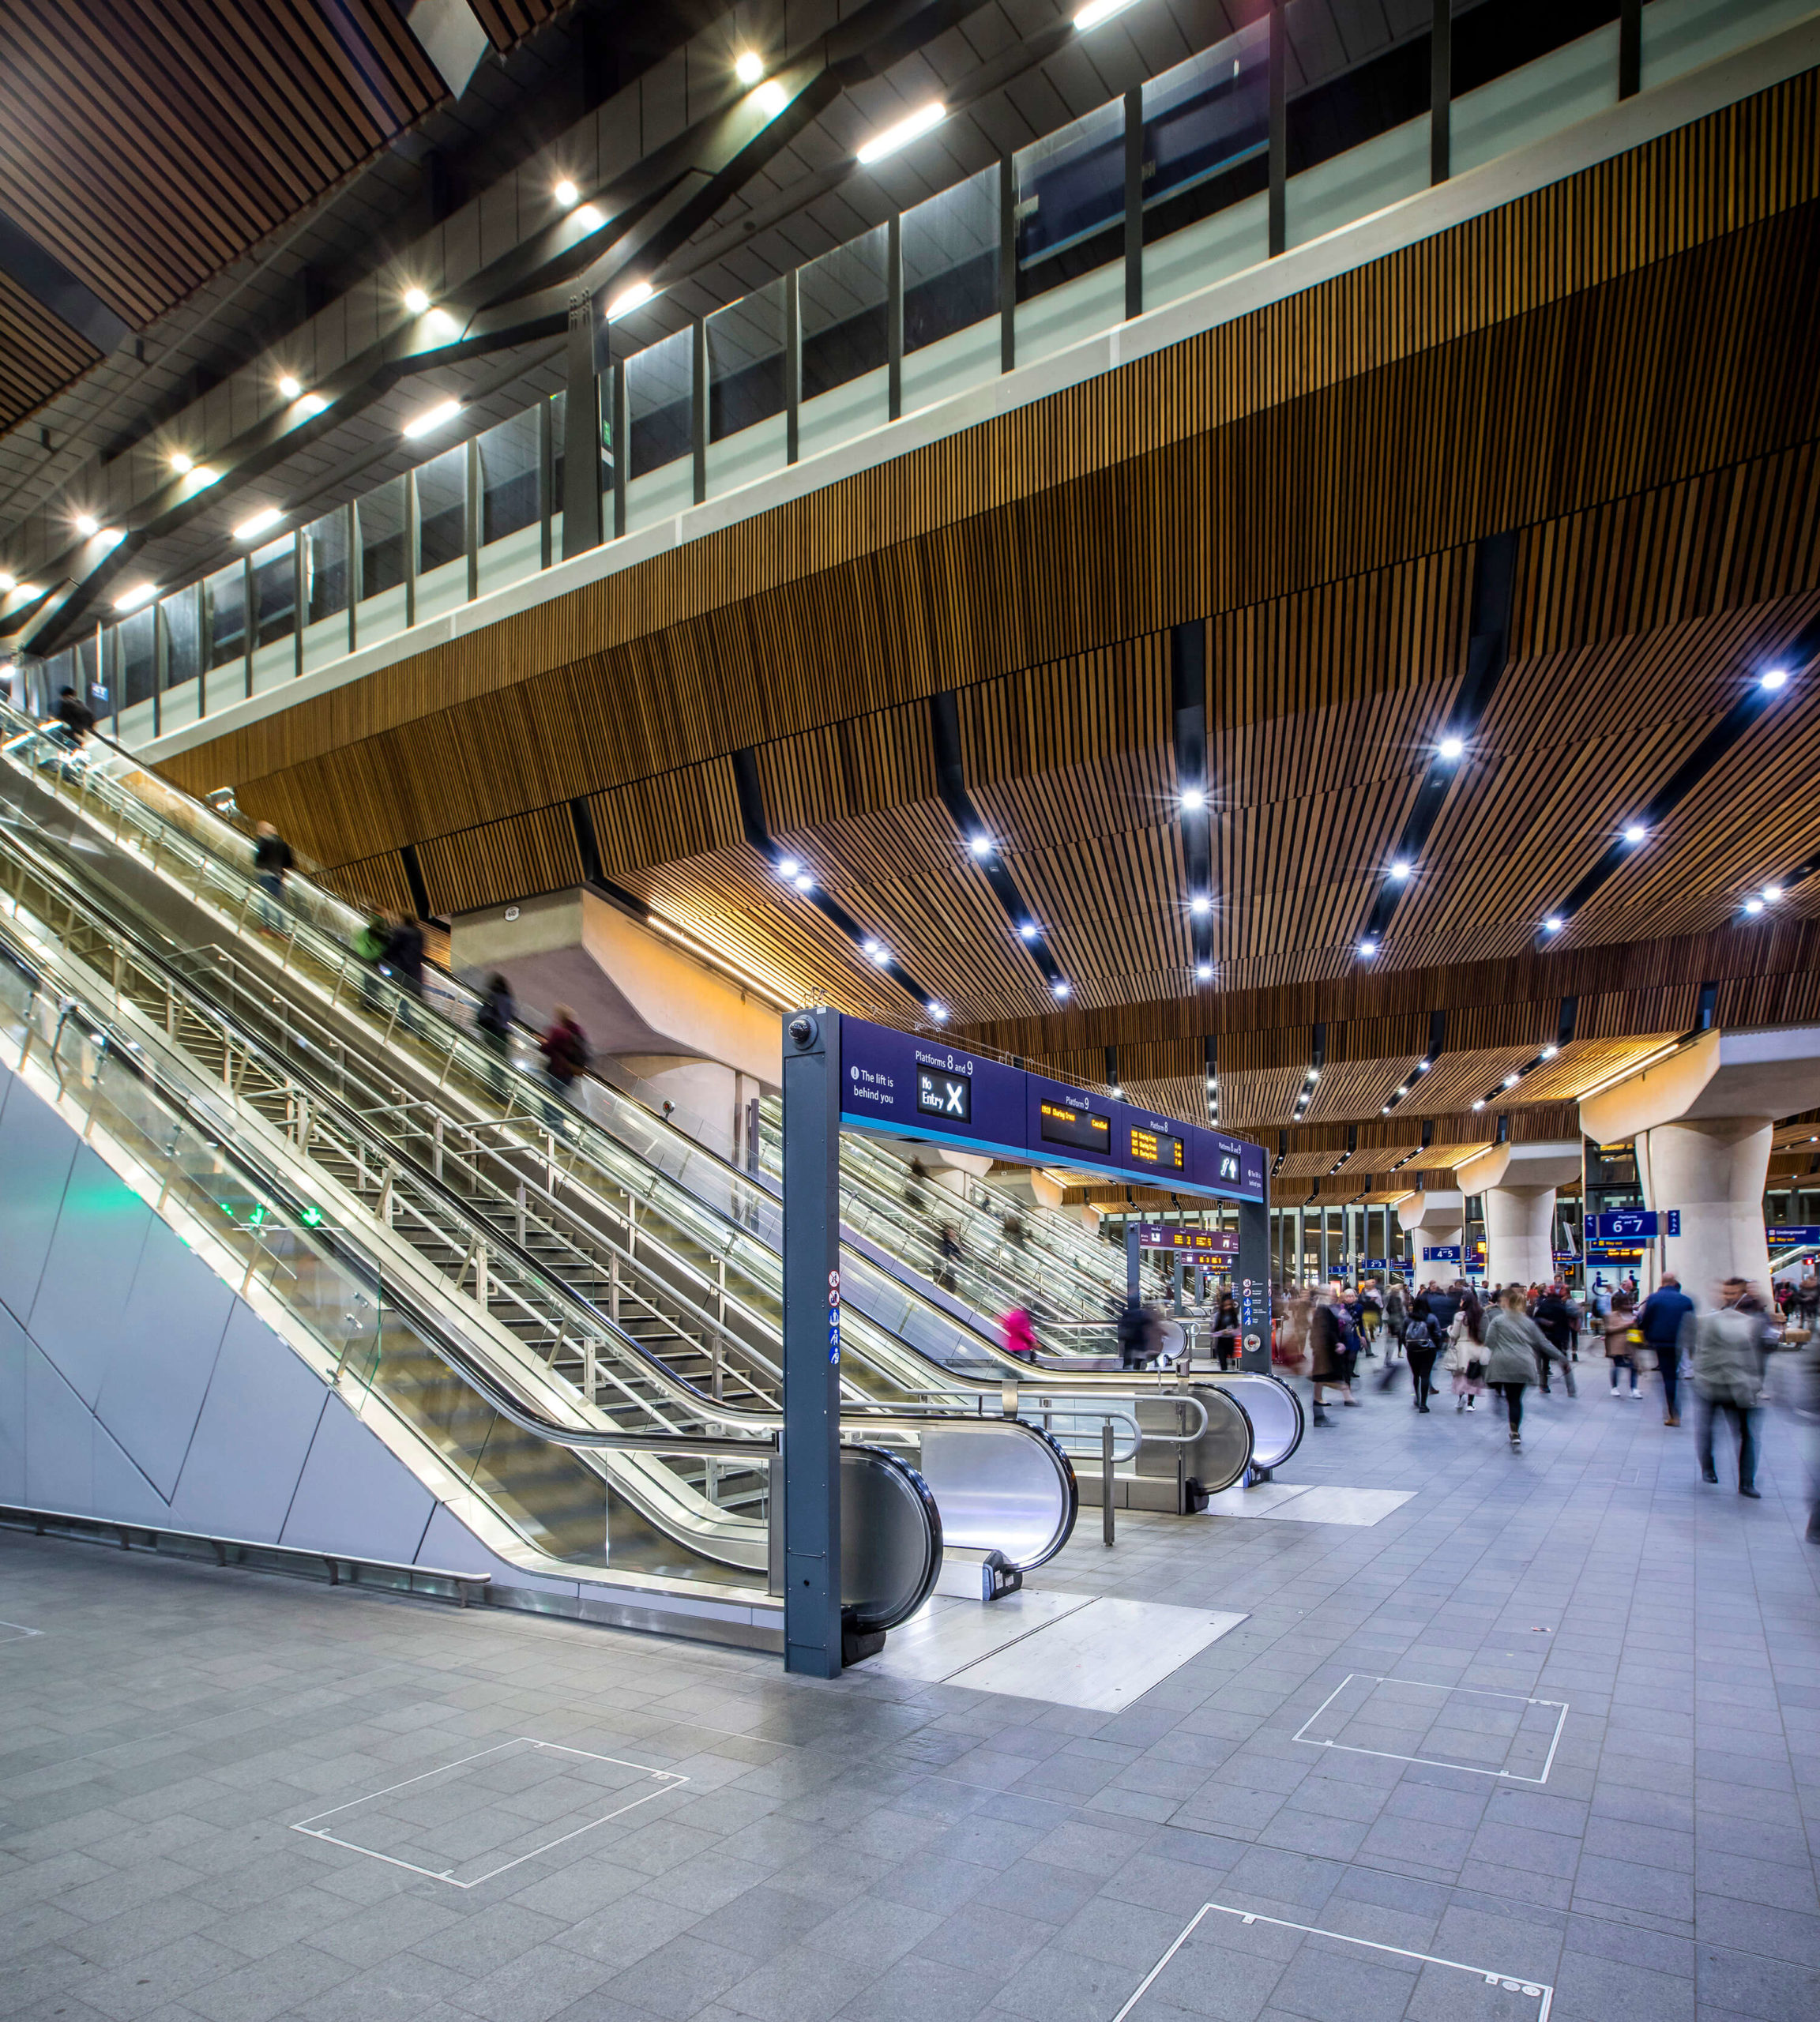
[[1195, 963, 1213, 981], [1543, 915, 1563, 934], [793, 874, 814, 893], [1074, 0, 1141, 29], [1359, 939, 1378, 957], [754, 80, 788, 116], [1540, 1044, 1557, 1058], [1761, 667, 1789, 691], [1189, 895, 1211, 917], [607, 279, 655, 320], [234, 508, 284, 542], [1051, 979, 1070, 998], [402, 287, 431, 314], [169, 450, 194, 474], [1745, 896, 1765, 915], [927, 1001, 947, 1021], [1307, 1068, 1320, 1080], [777, 857, 800, 878], [277, 374, 303, 400], [113, 581, 156, 611], [0, 572, 13, 592], [1438, 735, 1464, 761], [1390, 859, 1411, 879], [1623, 823, 1646, 844], [968, 832, 992, 858], [74, 513, 100, 536], [1017, 923, 1038, 941], [1416, 1060, 1430, 1072], [401, 397, 461, 439], [296, 393, 329, 417], [1180, 786, 1205, 812], [1502, 1073, 1519, 1088], [1762, 885, 1783, 901], [735, 50, 764, 85], [856, 101, 946, 165], [555, 179, 579, 206], [1472, 1099, 1485, 1111]]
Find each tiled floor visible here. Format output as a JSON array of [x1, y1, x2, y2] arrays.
[[2, 1365, 1818, 2022]]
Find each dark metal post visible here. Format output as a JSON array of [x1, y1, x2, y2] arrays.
[[886, 211, 904, 420], [292, 528, 305, 678], [1126, 1221, 1141, 1302], [563, 291, 604, 558], [784, 268, 802, 465], [1431, 0, 1450, 184], [538, 397, 554, 569], [612, 361, 629, 538], [780, 1008, 844, 1678], [1237, 1185, 1270, 1374], [465, 434, 481, 600], [404, 472, 418, 630], [152, 599, 166, 739], [197, 578, 211, 720], [1101, 1423, 1115, 1545], [998, 152, 1016, 373], [242, 556, 254, 698], [1172, 1250, 1186, 1315], [1268, 0, 1287, 256], [346, 501, 360, 653], [1124, 85, 1144, 320], [692, 317, 709, 506], [1619, 0, 1641, 98], [107, 622, 120, 737]]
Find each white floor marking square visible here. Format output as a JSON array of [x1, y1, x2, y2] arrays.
[[934, 1597, 1248, 1711], [1294, 1673, 1569, 1783], [868, 1589, 1097, 1683], [290, 1737, 685, 1887], [0, 1618, 43, 1644], [1199, 1483, 1415, 1525], [1114, 1902, 1554, 2022]]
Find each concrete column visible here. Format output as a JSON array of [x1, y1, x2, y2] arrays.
[[1582, 1025, 1820, 1305], [1397, 1189, 1464, 1276], [1644, 1119, 1774, 1301], [1454, 1143, 1580, 1288]]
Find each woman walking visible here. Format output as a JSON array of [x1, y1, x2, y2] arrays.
[[1404, 1295, 1442, 1412], [1483, 1285, 1547, 1449], [1446, 1288, 1487, 1411]]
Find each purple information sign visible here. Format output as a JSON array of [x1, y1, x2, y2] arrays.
[[838, 1018, 1265, 1204]]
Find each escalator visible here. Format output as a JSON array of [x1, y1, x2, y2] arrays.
[[0, 906, 949, 1644], [0, 794, 1084, 1643], [0, 710, 1292, 1501]]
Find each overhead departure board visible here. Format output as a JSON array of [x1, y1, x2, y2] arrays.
[[1040, 1100, 1110, 1154], [1128, 1124, 1185, 1171], [835, 1017, 1266, 1202]]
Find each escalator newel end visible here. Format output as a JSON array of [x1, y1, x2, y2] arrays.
[[840, 1607, 887, 1667], [983, 1548, 1021, 1600], [1185, 1477, 1211, 1515]]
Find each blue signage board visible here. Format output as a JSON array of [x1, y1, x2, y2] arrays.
[[839, 1019, 1266, 1202], [1584, 1211, 1679, 1240], [1422, 1245, 1462, 1263], [1769, 1226, 1820, 1246]]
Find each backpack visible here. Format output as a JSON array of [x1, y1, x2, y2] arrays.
[[1404, 1316, 1436, 1354]]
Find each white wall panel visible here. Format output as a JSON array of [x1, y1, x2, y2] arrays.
[[24, 1345, 94, 1513], [280, 1394, 434, 1564], [96, 1220, 236, 1498], [91, 1421, 169, 1525], [0, 1072, 77, 1325], [0, 1301, 26, 1502], [166, 1302, 328, 1543], [28, 1144, 152, 1407]]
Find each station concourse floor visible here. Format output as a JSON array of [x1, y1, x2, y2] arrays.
[[2, 1365, 1818, 2022]]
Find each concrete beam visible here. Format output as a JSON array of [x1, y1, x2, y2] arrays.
[[1581, 1026, 1820, 1143]]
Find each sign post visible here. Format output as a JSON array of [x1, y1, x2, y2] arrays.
[[1236, 1191, 1270, 1373], [780, 1009, 843, 1679]]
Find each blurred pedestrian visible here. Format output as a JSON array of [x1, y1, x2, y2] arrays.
[[537, 1003, 588, 1123], [1635, 1272, 1694, 1425], [1446, 1289, 1487, 1411], [1483, 1285, 1547, 1451], [251, 820, 293, 931], [1002, 1308, 1038, 1361], [1604, 1286, 1641, 1398], [51, 684, 95, 750], [1694, 1278, 1769, 1498], [476, 972, 516, 1101], [385, 912, 427, 1035], [353, 910, 388, 1012], [1532, 1283, 1578, 1397], [1404, 1298, 1441, 1412]]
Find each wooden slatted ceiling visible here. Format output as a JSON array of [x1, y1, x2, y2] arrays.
[[466, 0, 572, 52], [0, 2, 444, 336], [162, 77, 1820, 825], [416, 803, 582, 919], [0, 268, 98, 428]]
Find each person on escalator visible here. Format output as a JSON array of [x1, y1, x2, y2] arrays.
[[476, 972, 516, 1101], [1117, 1298, 1159, 1369], [51, 686, 96, 751], [935, 1221, 962, 1293], [384, 914, 427, 1035], [251, 821, 294, 932], [1002, 1308, 1038, 1361], [537, 1004, 589, 1125], [353, 911, 389, 1012]]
